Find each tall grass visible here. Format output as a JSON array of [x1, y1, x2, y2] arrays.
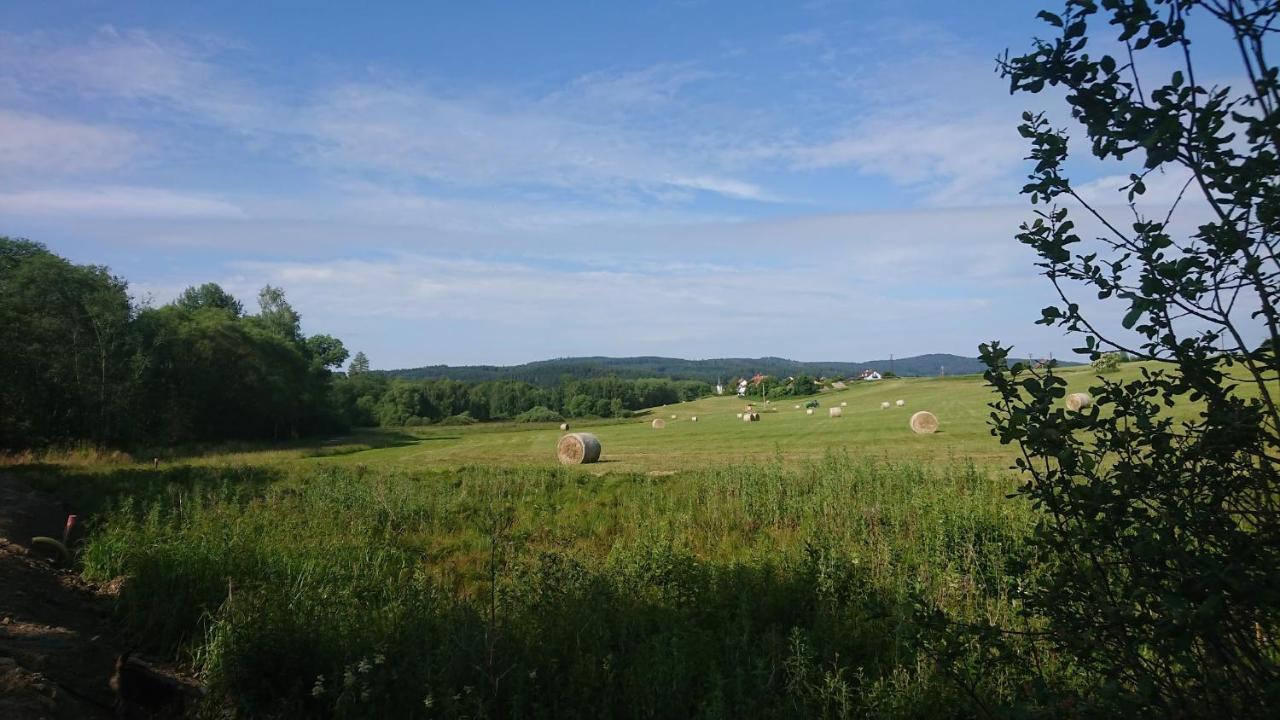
[[67, 454, 1042, 718]]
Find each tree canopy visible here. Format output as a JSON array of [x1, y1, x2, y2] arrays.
[[0, 238, 350, 448]]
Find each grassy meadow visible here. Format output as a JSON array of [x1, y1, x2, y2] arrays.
[[72, 361, 1181, 475], [11, 362, 1197, 717]]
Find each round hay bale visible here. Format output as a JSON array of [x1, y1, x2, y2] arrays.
[[840, 401, 847, 407], [794, 404, 800, 409], [829, 407, 843, 418], [671, 414, 677, 419], [806, 408, 814, 415], [559, 422, 569, 431], [1065, 392, 1094, 411], [651, 419, 666, 429], [909, 411, 939, 434], [880, 401, 891, 410], [895, 399, 905, 407], [556, 433, 601, 465]]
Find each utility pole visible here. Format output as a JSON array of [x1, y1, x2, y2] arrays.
[[890, 353, 895, 376]]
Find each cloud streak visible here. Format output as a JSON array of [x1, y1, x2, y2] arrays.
[[0, 186, 245, 219], [0, 109, 137, 177], [212, 249, 1021, 367]]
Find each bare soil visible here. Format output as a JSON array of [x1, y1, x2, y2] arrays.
[[0, 473, 161, 718]]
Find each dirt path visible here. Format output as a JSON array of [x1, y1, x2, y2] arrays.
[[0, 474, 119, 718]]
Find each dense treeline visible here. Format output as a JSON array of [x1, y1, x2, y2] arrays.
[[333, 371, 713, 426], [0, 238, 348, 449], [385, 353, 1004, 384]]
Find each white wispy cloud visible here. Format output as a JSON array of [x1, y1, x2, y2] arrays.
[[2, 30, 774, 204], [668, 176, 780, 202], [0, 186, 245, 219], [212, 247, 1027, 367], [790, 120, 1024, 205], [299, 76, 776, 202], [0, 21, 1058, 215], [1071, 168, 1199, 210], [1, 27, 274, 130], [0, 109, 137, 176]]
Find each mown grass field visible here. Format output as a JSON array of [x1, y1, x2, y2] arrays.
[[7, 361, 1226, 718], [80, 361, 1189, 476]]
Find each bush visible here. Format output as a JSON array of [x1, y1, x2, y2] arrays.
[[1089, 351, 1124, 374], [439, 412, 478, 426], [974, 2, 1280, 715], [514, 406, 563, 423]]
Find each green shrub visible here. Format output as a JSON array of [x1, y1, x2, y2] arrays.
[[980, 2, 1280, 715], [514, 406, 563, 423], [1089, 351, 1123, 374]]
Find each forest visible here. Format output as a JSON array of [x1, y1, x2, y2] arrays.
[[1, 237, 350, 448]]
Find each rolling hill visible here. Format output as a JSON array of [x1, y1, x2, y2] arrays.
[[382, 353, 1076, 386]]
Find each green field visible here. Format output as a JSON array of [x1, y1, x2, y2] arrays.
[[120, 361, 1178, 475], [8, 361, 1229, 718], [41, 455, 1031, 719]]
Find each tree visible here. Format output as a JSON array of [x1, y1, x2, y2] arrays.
[[174, 283, 243, 316], [792, 375, 818, 396], [256, 285, 302, 343], [348, 351, 371, 375], [974, 1, 1280, 715], [375, 381, 436, 426], [565, 394, 595, 418], [0, 238, 139, 447], [1089, 350, 1124, 373], [0, 240, 351, 446], [305, 334, 349, 370]]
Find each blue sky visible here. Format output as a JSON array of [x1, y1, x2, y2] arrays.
[[0, 1, 1238, 368]]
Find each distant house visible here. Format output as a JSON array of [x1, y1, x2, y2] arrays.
[[858, 369, 883, 381]]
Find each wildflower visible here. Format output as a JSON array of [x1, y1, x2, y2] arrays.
[[343, 669, 355, 688], [423, 694, 434, 709], [374, 653, 386, 666], [311, 675, 326, 698], [357, 659, 372, 674]]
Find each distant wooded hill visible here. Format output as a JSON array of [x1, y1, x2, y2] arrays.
[[381, 353, 1075, 386]]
